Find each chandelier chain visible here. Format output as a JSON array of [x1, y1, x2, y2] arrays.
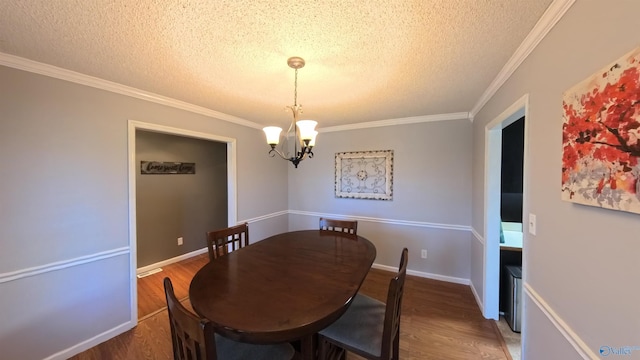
[[294, 68, 298, 107], [263, 56, 316, 168]]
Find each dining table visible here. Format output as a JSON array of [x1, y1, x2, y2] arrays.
[[188, 229, 377, 360]]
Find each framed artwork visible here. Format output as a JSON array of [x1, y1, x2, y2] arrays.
[[335, 150, 393, 200], [561, 47, 640, 214]]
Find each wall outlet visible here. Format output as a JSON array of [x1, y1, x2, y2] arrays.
[[421, 249, 427, 259], [177, 237, 184, 246], [528, 213, 537, 236]]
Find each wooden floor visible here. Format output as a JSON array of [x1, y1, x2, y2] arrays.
[[71, 254, 510, 360], [136, 253, 209, 320]]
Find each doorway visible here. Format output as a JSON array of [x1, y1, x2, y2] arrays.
[[483, 94, 529, 333], [127, 120, 237, 323]]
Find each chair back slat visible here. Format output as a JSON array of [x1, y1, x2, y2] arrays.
[[207, 223, 249, 261], [380, 248, 408, 360], [319, 218, 358, 235], [164, 277, 218, 360]]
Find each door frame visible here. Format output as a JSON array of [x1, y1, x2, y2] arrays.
[[127, 119, 237, 323], [483, 94, 529, 321]]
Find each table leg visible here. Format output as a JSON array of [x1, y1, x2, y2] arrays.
[[316, 335, 346, 360], [300, 333, 318, 360]]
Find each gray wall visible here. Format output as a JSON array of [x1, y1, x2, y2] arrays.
[[5, 3, 639, 358], [288, 120, 473, 281], [136, 130, 228, 267], [0, 65, 288, 359], [471, 1, 640, 358]]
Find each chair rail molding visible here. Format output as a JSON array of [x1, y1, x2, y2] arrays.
[[0, 247, 129, 284], [471, 227, 485, 245], [289, 210, 471, 232], [524, 282, 597, 359]]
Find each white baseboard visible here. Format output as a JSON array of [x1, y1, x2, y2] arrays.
[[372, 263, 470, 285], [470, 281, 484, 314], [43, 321, 134, 360], [136, 247, 208, 275]]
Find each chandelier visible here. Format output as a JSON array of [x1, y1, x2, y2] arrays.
[[263, 57, 318, 168]]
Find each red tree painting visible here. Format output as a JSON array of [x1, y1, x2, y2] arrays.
[[562, 47, 640, 214]]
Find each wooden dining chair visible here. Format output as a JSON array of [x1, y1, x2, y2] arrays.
[[206, 223, 249, 261], [319, 217, 358, 235], [317, 248, 408, 360], [164, 277, 295, 360]]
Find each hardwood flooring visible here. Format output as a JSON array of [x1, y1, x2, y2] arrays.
[[71, 254, 510, 360], [136, 253, 209, 320]]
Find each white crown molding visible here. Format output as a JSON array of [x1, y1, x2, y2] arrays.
[[0, 52, 263, 130], [469, 0, 576, 118], [0, 1, 575, 132], [319, 112, 471, 133], [524, 282, 597, 359], [0, 51, 470, 132]]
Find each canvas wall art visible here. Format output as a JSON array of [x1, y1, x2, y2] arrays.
[[335, 150, 393, 200], [561, 47, 640, 214]]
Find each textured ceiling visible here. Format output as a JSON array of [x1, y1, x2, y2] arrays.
[[0, 0, 552, 129]]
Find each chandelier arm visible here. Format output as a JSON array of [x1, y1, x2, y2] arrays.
[[268, 147, 290, 161], [264, 56, 316, 169]]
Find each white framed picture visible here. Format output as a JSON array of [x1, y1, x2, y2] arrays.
[[335, 150, 393, 200]]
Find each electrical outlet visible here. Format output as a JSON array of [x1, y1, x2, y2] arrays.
[[177, 237, 184, 246], [529, 213, 537, 236], [421, 249, 427, 259]]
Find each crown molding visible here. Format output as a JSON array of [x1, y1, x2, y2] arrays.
[[469, 0, 576, 119], [319, 112, 471, 133], [0, 0, 575, 130], [0, 52, 264, 130]]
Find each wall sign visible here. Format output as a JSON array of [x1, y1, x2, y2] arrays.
[[141, 161, 196, 174], [335, 150, 393, 200]]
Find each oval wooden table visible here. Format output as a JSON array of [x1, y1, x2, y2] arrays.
[[189, 229, 376, 360]]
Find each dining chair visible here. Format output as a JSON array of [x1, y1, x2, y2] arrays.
[[164, 277, 295, 360], [317, 248, 408, 360], [319, 217, 358, 235], [206, 223, 249, 261]]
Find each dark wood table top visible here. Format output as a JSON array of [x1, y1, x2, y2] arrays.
[[189, 230, 376, 347]]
